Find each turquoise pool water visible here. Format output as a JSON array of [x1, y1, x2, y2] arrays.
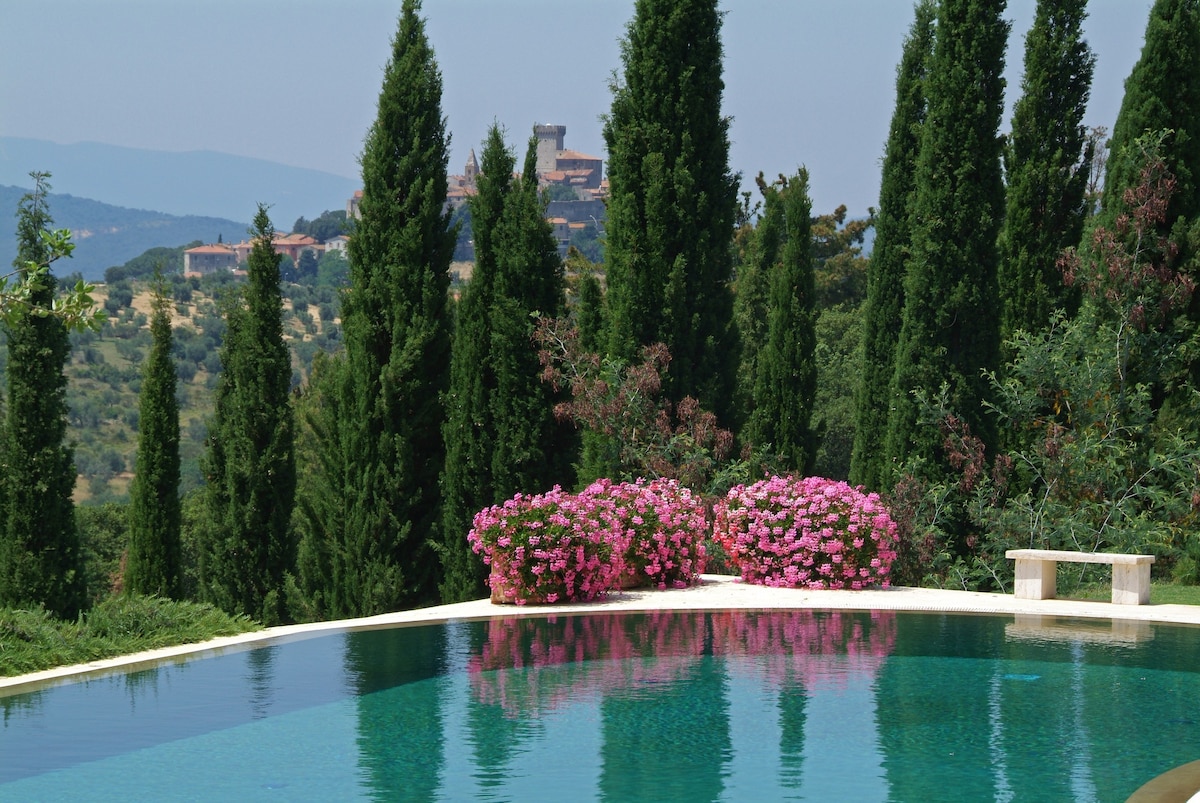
[[1, 610, 1198, 801]]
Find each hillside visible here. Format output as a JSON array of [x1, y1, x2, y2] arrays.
[[0, 273, 344, 504], [0, 185, 248, 280]]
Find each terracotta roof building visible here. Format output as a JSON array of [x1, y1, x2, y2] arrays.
[[183, 243, 238, 277]]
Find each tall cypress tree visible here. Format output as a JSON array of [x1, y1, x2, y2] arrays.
[[1100, 0, 1200, 405], [884, 0, 1009, 474], [293, 351, 346, 618], [849, 0, 935, 490], [744, 170, 819, 474], [0, 173, 84, 617], [998, 0, 1095, 344], [733, 173, 782, 436], [440, 132, 569, 602], [603, 0, 739, 422], [1103, 0, 1200, 230], [126, 275, 182, 598], [575, 270, 604, 354], [201, 205, 296, 624], [439, 126, 514, 603], [337, 0, 454, 614], [488, 137, 569, 494]]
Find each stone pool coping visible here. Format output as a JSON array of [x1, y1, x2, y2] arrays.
[[5, 573, 1200, 697]]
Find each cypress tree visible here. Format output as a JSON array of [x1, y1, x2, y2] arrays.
[[1103, 0, 1200, 230], [439, 126, 515, 603], [488, 137, 569, 494], [733, 173, 782, 436], [201, 205, 296, 624], [849, 0, 935, 490], [998, 0, 1095, 344], [575, 270, 604, 354], [337, 0, 454, 614], [0, 173, 84, 617], [884, 0, 1009, 474], [744, 169, 819, 474], [440, 131, 569, 602], [603, 0, 739, 421], [126, 275, 182, 598], [293, 351, 345, 618]]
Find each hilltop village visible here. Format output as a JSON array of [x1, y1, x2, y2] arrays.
[[182, 124, 605, 277]]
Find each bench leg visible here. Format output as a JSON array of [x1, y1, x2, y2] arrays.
[[1013, 558, 1056, 600], [1112, 562, 1151, 605]]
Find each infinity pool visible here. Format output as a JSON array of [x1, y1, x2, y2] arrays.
[[2, 609, 1198, 801]]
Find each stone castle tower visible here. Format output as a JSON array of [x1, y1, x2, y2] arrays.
[[534, 124, 567, 174]]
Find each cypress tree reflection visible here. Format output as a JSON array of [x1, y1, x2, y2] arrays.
[[344, 625, 448, 800], [599, 612, 732, 801]]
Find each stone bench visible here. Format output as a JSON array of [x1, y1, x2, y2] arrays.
[[1005, 549, 1156, 605]]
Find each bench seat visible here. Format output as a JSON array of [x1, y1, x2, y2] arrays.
[[1005, 548, 1156, 605]]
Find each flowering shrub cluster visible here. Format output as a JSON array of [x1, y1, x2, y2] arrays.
[[713, 476, 898, 589], [467, 486, 624, 605], [468, 478, 708, 604], [583, 478, 708, 589]]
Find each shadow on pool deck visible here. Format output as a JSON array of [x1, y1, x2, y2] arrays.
[[4, 573, 1200, 697]]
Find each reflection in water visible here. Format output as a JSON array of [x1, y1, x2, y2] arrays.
[[3, 610, 1199, 800], [246, 646, 276, 720], [465, 616, 536, 794], [468, 610, 896, 719], [778, 676, 806, 792], [599, 613, 731, 801], [346, 625, 448, 802], [876, 613, 1006, 801], [466, 610, 897, 801]]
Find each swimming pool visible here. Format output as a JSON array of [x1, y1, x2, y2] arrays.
[[2, 609, 1198, 801]]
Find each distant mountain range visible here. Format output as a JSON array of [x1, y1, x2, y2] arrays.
[[0, 138, 359, 279], [0, 185, 247, 281]]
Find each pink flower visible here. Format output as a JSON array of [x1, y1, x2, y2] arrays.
[[711, 475, 898, 590]]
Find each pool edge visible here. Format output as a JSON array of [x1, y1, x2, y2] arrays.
[[4, 574, 1200, 697]]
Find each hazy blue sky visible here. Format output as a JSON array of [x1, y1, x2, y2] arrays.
[[1, 0, 1155, 218]]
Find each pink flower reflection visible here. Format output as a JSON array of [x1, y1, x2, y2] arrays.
[[468, 610, 897, 718]]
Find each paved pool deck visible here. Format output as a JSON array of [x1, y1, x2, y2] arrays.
[[4, 573, 1200, 697]]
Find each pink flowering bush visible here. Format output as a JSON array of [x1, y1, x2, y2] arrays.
[[582, 478, 708, 589], [468, 486, 626, 605], [713, 475, 898, 589]]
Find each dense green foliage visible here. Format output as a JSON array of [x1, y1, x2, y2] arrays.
[[324, 0, 455, 615], [998, 0, 1094, 345], [0, 175, 85, 618], [733, 174, 780, 436], [850, 1, 934, 491], [812, 303, 862, 481], [488, 141, 571, 493], [1099, 0, 1200, 405], [602, 0, 739, 422], [0, 595, 258, 677], [125, 279, 182, 598], [573, 268, 604, 354], [744, 170, 819, 473], [888, 146, 1200, 589], [885, 0, 1009, 478], [200, 206, 296, 625], [291, 209, 351, 243]]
